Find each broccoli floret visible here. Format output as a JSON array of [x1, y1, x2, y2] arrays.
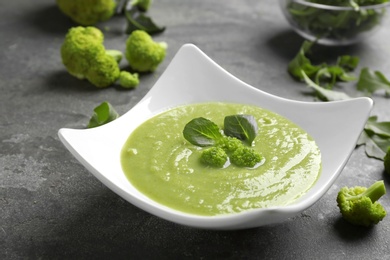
[[86, 54, 120, 88], [200, 147, 228, 168], [217, 136, 243, 152], [61, 26, 122, 88], [337, 181, 387, 227], [125, 30, 167, 72], [230, 146, 262, 168], [56, 0, 117, 26], [119, 71, 140, 89]]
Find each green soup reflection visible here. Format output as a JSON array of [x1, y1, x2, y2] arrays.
[[121, 102, 321, 216]]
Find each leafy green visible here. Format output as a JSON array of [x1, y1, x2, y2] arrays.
[[302, 70, 352, 101], [183, 115, 262, 168], [357, 116, 390, 160], [87, 101, 119, 128], [357, 68, 390, 96], [224, 115, 258, 145], [337, 55, 360, 72], [182, 117, 223, 147], [288, 41, 358, 90], [286, 0, 389, 41], [125, 5, 165, 35], [288, 41, 321, 80]]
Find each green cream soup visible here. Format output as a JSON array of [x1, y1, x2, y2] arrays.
[[121, 102, 321, 216]]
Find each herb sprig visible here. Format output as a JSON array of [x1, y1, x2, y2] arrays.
[[288, 40, 390, 161], [117, 0, 166, 35]]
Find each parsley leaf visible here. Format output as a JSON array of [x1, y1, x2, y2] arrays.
[[288, 41, 358, 90], [288, 41, 321, 80], [357, 116, 390, 160], [302, 70, 351, 101], [357, 68, 390, 96]]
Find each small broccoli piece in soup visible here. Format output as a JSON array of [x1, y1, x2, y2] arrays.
[[230, 146, 262, 168], [201, 147, 228, 168]]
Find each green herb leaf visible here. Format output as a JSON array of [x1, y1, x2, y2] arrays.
[[288, 41, 322, 80], [224, 115, 258, 145], [337, 55, 360, 72], [286, 0, 388, 41], [125, 7, 165, 35], [357, 67, 390, 96], [302, 70, 351, 101], [364, 116, 390, 138], [183, 117, 223, 147], [357, 116, 390, 160], [87, 101, 119, 128]]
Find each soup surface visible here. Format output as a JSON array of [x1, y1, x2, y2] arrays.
[[121, 102, 321, 216]]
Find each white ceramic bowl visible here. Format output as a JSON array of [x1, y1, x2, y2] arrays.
[[58, 44, 373, 229], [279, 0, 390, 46]]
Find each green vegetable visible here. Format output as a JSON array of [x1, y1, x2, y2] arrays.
[[301, 70, 351, 101], [217, 136, 243, 152], [357, 67, 390, 96], [124, 0, 165, 35], [125, 30, 167, 72], [119, 71, 140, 88], [357, 116, 390, 160], [60, 26, 122, 88], [384, 147, 390, 175], [88, 101, 119, 128], [230, 146, 263, 168], [183, 116, 263, 168], [56, 0, 117, 26], [286, 0, 389, 42], [183, 117, 223, 147], [200, 147, 228, 168], [288, 41, 321, 80], [337, 180, 387, 227], [288, 41, 358, 89], [224, 115, 258, 145]]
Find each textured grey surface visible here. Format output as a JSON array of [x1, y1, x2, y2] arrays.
[[1, 0, 390, 259]]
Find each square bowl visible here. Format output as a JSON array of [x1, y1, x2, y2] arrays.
[[58, 44, 372, 229]]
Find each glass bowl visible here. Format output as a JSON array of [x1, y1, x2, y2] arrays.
[[279, 0, 390, 45]]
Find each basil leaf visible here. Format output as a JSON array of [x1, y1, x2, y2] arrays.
[[87, 101, 119, 128], [125, 7, 165, 35], [357, 68, 390, 96], [224, 115, 258, 145], [302, 71, 351, 101], [183, 117, 223, 147]]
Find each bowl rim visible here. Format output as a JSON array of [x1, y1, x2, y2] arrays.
[[288, 0, 390, 11]]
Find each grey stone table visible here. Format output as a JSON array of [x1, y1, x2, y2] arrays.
[[1, 0, 390, 259]]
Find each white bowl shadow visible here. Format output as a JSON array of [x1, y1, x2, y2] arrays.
[[58, 44, 373, 230]]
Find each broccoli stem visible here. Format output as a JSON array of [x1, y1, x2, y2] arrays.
[[348, 181, 386, 203], [106, 50, 123, 63]]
